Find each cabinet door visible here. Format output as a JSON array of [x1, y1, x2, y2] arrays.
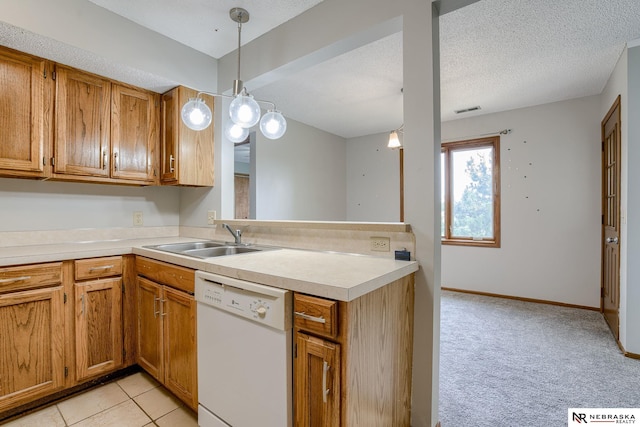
[[54, 65, 111, 177], [160, 87, 178, 183], [295, 332, 341, 427], [111, 84, 158, 183], [162, 286, 197, 410], [160, 86, 214, 186], [75, 277, 123, 381], [0, 287, 65, 412], [136, 277, 163, 381], [0, 47, 47, 176]]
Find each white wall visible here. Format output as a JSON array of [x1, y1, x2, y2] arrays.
[[0, 178, 180, 232], [625, 45, 640, 353], [440, 96, 602, 307], [254, 118, 347, 220], [346, 132, 401, 222]]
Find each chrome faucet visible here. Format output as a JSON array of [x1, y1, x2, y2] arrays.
[[222, 223, 243, 245]]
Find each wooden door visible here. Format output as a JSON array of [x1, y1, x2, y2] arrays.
[[0, 287, 65, 412], [602, 96, 621, 338], [162, 286, 197, 410], [111, 84, 158, 183], [295, 332, 340, 427], [0, 47, 47, 176], [54, 65, 111, 177], [75, 278, 123, 380], [136, 277, 163, 380], [235, 174, 250, 219]]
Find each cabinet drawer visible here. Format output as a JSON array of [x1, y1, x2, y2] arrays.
[[75, 256, 123, 280], [0, 262, 62, 294], [136, 256, 195, 294], [294, 293, 339, 339]]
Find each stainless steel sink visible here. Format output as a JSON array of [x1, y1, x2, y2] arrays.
[[181, 246, 260, 258], [143, 241, 275, 258], [144, 241, 226, 254]]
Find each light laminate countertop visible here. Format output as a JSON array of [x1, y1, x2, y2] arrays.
[[0, 238, 418, 301]]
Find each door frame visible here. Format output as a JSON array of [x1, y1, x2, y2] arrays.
[[601, 95, 621, 339]]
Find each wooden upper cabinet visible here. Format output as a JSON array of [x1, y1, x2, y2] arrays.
[[161, 86, 214, 186], [53, 65, 158, 185], [111, 84, 159, 183], [0, 46, 49, 177], [54, 65, 111, 177]]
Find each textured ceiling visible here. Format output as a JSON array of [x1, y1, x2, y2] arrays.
[[3, 0, 640, 139], [439, 0, 640, 122], [87, 0, 324, 58]]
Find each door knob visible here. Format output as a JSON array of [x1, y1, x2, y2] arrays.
[[606, 236, 619, 244]]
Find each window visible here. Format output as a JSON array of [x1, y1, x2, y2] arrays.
[[441, 136, 500, 247]]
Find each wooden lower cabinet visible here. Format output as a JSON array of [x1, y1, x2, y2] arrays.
[[0, 286, 65, 413], [136, 258, 197, 410], [73, 257, 125, 381], [74, 277, 123, 381], [0, 257, 137, 419], [294, 274, 415, 427], [295, 333, 341, 427]]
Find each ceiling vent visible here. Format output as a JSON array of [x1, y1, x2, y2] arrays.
[[455, 106, 481, 114]]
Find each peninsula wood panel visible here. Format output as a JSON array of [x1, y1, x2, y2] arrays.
[[343, 275, 414, 427], [0, 46, 48, 177], [54, 65, 111, 177], [0, 286, 65, 412]]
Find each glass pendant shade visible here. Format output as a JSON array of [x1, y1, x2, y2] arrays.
[[181, 98, 212, 131], [224, 120, 249, 143], [388, 130, 401, 149], [259, 110, 287, 140], [229, 94, 260, 128]]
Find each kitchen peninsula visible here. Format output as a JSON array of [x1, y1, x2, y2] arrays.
[[0, 220, 418, 426]]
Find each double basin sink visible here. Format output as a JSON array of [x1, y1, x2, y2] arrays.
[[144, 241, 275, 259]]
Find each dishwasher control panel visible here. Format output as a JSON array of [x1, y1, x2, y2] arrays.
[[195, 271, 292, 330]]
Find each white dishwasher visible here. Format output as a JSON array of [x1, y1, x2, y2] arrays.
[[195, 271, 292, 427]]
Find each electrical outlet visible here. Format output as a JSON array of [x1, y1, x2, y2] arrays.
[[207, 210, 217, 225], [133, 211, 143, 227], [370, 236, 390, 252]]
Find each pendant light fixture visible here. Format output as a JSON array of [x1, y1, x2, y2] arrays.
[[388, 124, 403, 149], [181, 7, 287, 141]]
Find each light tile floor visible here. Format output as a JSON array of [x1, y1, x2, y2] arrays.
[[2, 372, 198, 427]]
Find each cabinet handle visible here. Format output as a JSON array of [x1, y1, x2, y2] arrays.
[[160, 299, 168, 316], [169, 154, 175, 173], [294, 311, 326, 324], [88, 265, 114, 272], [102, 150, 107, 170], [81, 294, 85, 316], [113, 152, 119, 171], [153, 297, 160, 318], [322, 360, 330, 404], [0, 276, 31, 284]]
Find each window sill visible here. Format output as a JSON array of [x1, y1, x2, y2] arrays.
[[441, 238, 500, 248]]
